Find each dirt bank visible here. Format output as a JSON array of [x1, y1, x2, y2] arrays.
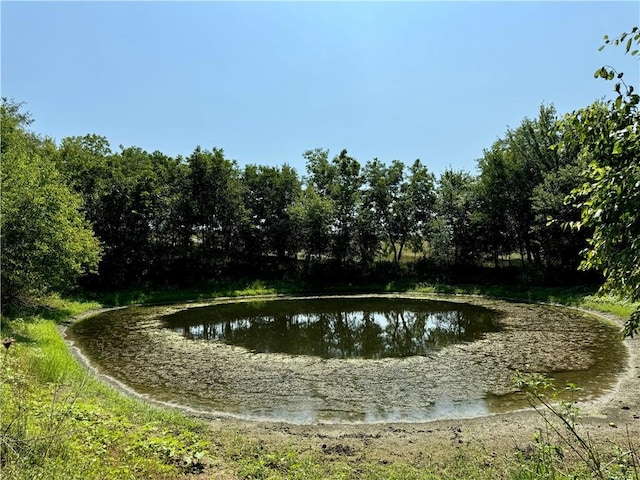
[[64, 294, 640, 466], [202, 302, 640, 468]]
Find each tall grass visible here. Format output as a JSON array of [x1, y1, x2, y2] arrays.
[[23, 320, 84, 383], [1, 306, 210, 480]]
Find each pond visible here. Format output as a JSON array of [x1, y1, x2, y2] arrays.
[[162, 297, 500, 359], [66, 295, 627, 424]]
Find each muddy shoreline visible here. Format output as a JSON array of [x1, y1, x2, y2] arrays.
[[62, 294, 640, 464]]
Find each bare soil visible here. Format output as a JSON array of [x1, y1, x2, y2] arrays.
[[203, 300, 640, 471], [65, 294, 640, 469]]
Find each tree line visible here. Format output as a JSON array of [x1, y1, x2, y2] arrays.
[[1, 28, 638, 335], [0, 101, 596, 294]]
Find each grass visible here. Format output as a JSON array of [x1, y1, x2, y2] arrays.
[[86, 278, 637, 321], [1, 305, 210, 479], [1, 284, 637, 479], [86, 279, 294, 307], [412, 283, 640, 319]]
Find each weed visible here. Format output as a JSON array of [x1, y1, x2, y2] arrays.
[[514, 372, 639, 480], [1, 304, 212, 480]]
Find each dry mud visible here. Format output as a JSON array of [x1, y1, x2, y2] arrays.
[[64, 294, 640, 465]]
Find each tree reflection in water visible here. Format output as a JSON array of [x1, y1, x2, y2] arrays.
[[165, 298, 499, 359]]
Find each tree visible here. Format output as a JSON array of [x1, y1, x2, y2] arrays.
[[476, 140, 517, 267], [186, 147, 248, 273], [530, 163, 589, 273], [290, 185, 334, 264], [401, 159, 437, 261], [328, 150, 363, 267], [505, 104, 563, 265], [361, 159, 403, 263], [433, 169, 480, 265], [362, 158, 437, 264], [304, 149, 364, 268], [1, 99, 101, 306], [476, 104, 584, 271], [95, 146, 183, 286], [563, 27, 640, 337], [242, 164, 301, 264]]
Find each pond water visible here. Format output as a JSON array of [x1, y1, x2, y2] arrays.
[[162, 297, 500, 359], [66, 295, 627, 424]]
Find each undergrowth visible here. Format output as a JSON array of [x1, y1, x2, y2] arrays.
[[513, 372, 639, 480], [1, 311, 210, 479]]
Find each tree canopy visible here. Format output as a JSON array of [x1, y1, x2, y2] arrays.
[[1, 99, 102, 306], [562, 27, 640, 336], [2, 27, 638, 338], [0, 98, 603, 307]]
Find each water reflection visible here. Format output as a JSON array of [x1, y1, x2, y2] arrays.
[[163, 298, 500, 359]]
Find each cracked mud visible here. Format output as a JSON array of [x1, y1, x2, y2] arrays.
[[65, 294, 626, 424]]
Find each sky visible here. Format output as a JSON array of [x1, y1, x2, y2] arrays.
[[2, 1, 639, 176]]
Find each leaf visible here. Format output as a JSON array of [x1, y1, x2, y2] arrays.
[[613, 142, 623, 155], [615, 96, 623, 110]]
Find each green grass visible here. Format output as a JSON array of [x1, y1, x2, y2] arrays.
[[2, 285, 637, 479], [412, 283, 640, 320], [1, 306, 210, 480], [581, 294, 639, 318], [88, 279, 301, 307]]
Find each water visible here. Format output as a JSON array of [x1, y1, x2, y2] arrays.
[[66, 295, 627, 424], [163, 297, 500, 359]]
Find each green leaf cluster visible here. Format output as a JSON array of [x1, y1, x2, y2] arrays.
[[560, 27, 640, 337], [1, 99, 101, 306]]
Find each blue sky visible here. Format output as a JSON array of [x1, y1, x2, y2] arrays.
[[2, 1, 639, 176]]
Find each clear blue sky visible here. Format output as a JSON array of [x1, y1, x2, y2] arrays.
[[2, 1, 639, 176]]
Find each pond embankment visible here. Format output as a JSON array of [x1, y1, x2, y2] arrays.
[[61, 293, 640, 465]]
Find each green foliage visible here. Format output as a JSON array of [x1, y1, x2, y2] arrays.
[[243, 164, 302, 261], [475, 139, 517, 266], [301, 148, 364, 267], [432, 169, 479, 265], [531, 163, 588, 271], [327, 150, 364, 267], [291, 184, 335, 262], [1, 96, 606, 295], [562, 27, 640, 337], [1, 99, 102, 308], [1, 310, 211, 480], [362, 158, 436, 264], [186, 146, 248, 265], [234, 443, 323, 479], [476, 104, 584, 272], [513, 372, 639, 480], [595, 27, 640, 110]]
